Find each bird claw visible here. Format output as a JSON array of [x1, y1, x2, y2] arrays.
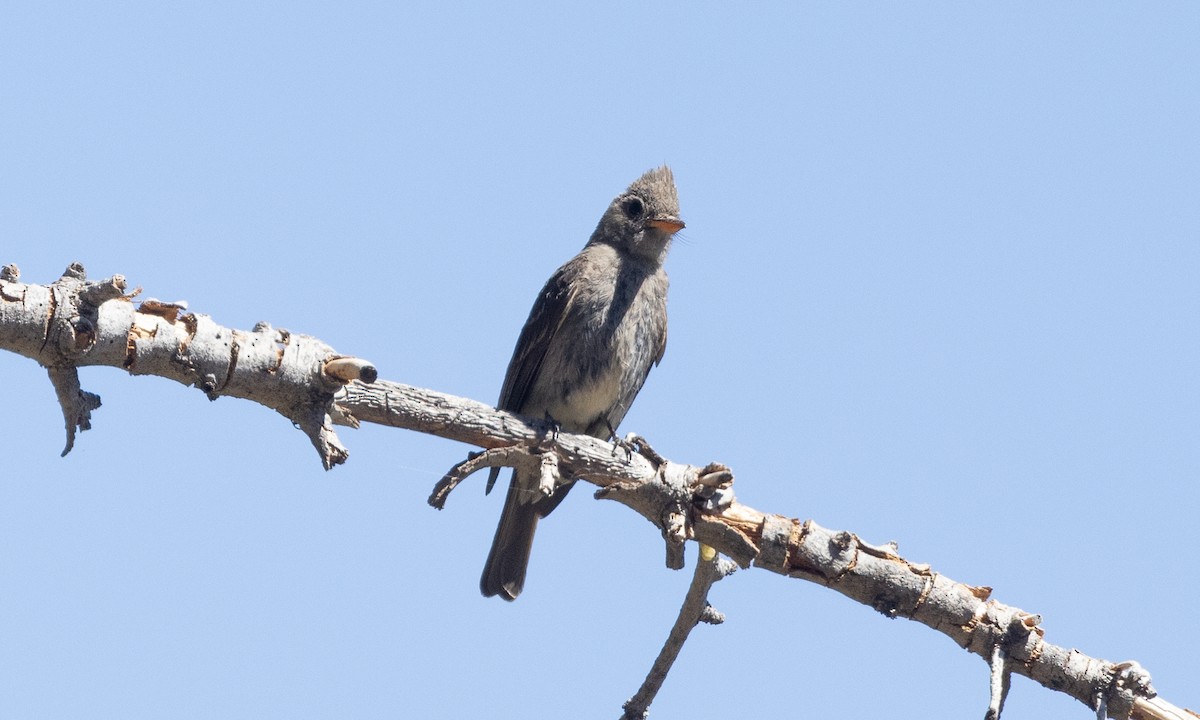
[[609, 425, 634, 460], [616, 432, 666, 467]]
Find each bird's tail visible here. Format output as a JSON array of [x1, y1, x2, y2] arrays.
[[480, 470, 540, 601]]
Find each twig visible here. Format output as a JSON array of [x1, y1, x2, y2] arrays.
[[621, 549, 737, 720], [428, 445, 564, 510], [986, 643, 1011, 720]]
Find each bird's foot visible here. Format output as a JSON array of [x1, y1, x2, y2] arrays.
[[614, 431, 667, 467]]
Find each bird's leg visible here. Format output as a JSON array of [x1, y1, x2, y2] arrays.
[[606, 420, 634, 460], [542, 411, 561, 442]]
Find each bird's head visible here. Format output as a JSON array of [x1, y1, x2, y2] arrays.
[[592, 165, 684, 264]]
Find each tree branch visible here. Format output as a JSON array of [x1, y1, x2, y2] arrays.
[[0, 263, 374, 469], [1, 263, 1194, 720], [621, 549, 738, 719]]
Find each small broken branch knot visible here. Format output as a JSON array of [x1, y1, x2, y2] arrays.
[[1096, 660, 1156, 720], [694, 461, 734, 510], [324, 356, 378, 384]]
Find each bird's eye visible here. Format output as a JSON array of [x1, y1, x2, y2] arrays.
[[622, 196, 645, 220]]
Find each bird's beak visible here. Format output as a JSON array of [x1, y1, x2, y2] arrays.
[[647, 216, 686, 234]]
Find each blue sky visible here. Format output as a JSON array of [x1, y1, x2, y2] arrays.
[[2, 3, 1197, 718]]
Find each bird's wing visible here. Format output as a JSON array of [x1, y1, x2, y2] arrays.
[[655, 322, 667, 367], [486, 261, 579, 495], [496, 261, 579, 414]]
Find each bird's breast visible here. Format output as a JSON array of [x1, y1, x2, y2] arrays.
[[543, 362, 623, 433], [530, 262, 665, 435]]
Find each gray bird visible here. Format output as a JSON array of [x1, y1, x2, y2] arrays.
[[481, 166, 684, 600]]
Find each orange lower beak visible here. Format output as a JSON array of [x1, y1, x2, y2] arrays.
[[647, 217, 686, 234]]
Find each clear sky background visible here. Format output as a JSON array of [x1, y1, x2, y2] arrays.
[[2, 3, 1197, 718]]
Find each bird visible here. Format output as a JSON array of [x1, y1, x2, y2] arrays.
[[481, 165, 684, 601]]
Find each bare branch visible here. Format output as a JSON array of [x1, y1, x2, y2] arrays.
[[339, 377, 1185, 718], [1133, 696, 1200, 720], [986, 642, 1011, 720], [1, 263, 1192, 718], [0, 263, 376, 469], [429, 445, 563, 510], [621, 550, 738, 720]]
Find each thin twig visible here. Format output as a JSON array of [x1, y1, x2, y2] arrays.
[[621, 550, 737, 720], [987, 643, 1010, 720]]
